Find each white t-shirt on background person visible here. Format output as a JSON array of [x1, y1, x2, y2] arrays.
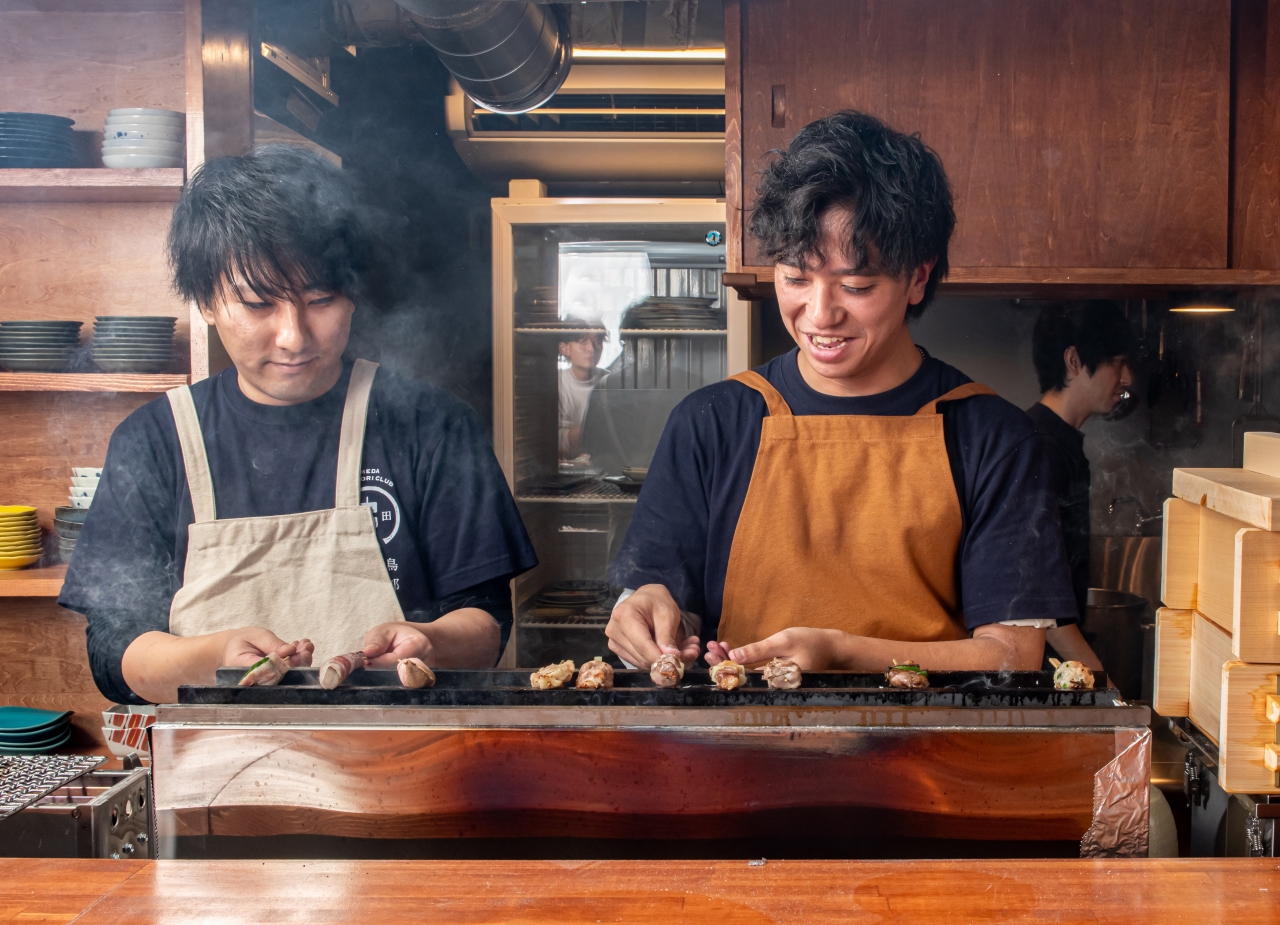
[[558, 366, 605, 458]]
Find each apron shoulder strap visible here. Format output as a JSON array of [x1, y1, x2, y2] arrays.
[[166, 386, 218, 523], [729, 370, 794, 417], [915, 381, 998, 415], [335, 359, 379, 507]]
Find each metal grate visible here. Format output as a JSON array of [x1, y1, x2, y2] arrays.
[[0, 754, 105, 820]]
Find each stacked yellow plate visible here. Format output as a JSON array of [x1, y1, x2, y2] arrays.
[[0, 506, 42, 570]]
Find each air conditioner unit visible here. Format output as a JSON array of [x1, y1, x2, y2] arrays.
[[445, 64, 725, 196]]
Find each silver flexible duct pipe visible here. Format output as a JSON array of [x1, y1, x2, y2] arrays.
[[391, 1, 572, 114]]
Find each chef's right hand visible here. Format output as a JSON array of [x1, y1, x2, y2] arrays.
[[605, 583, 699, 669], [219, 629, 314, 668]]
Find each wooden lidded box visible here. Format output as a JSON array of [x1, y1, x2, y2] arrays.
[[1157, 432, 1280, 793]]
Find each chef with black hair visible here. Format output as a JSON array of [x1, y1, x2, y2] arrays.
[[60, 145, 537, 704]]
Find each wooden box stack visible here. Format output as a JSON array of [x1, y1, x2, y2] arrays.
[[1157, 432, 1280, 793]]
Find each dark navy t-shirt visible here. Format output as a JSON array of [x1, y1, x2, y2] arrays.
[[60, 361, 537, 697], [609, 348, 1077, 638]]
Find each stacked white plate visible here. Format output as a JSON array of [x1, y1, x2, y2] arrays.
[[91, 315, 176, 373], [102, 108, 184, 168]]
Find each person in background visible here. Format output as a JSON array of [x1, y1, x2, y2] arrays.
[[60, 146, 537, 704], [1027, 301, 1136, 670], [558, 329, 606, 459]]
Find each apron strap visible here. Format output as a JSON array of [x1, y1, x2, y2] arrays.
[[166, 386, 218, 523], [335, 359, 379, 508], [729, 370, 794, 417], [915, 381, 997, 415]]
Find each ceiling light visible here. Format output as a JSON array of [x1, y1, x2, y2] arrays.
[[573, 48, 726, 61]]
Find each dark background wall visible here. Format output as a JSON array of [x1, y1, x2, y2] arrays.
[[321, 47, 497, 429]]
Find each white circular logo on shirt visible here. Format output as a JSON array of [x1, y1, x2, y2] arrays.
[[360, 485, 401, 544]]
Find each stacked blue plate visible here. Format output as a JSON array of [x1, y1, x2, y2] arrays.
[[91, 315, 175, 373], [0, 320, 83, 372], [0, 706, 73, 755], [0, 112, 77, 168]]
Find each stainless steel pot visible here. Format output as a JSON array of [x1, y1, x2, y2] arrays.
[[1081, 588, 1148, 701]]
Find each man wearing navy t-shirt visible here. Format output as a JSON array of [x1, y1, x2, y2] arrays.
[[605, 112, 1076, 673], [60, 146, 536, 704]]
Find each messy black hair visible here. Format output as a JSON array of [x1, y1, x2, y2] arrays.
[[1032, 301, 1137, 393], [168, 145, 374, 310], [749, 111, 955, 319]]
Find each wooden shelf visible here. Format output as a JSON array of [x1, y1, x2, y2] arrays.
[[0, 373, 188, 392], [0, 168, 185, 203], [725, 266, 1280, 300], [0, 564, 66, 597]]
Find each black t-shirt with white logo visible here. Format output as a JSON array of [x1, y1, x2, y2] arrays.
[[60, 360, 537, 702]]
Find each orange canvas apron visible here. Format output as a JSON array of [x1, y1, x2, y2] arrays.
[[717, 370, 996, 649]]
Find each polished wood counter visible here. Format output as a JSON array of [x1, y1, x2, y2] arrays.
[[1, 858, 1276, 923]]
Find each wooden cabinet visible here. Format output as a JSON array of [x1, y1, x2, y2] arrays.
[[726, 0, 1280, 297]]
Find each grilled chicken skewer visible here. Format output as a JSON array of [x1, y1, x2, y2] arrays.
[[761, 657, 802, 690], [650, 653, 684, 688], [319, 651, 366, 690], [238, 652, 289, 687], [576, 657, 614, 690], [709, 660, 747, 691], [397, 657, 435, 689], [531, 660, 576, 690]]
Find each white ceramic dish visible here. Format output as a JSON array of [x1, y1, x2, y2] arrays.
[[108, 107, 183, 118], [105, 114, 183, 127], [101, 143, 184, 156], [70, 477, 99, 488], [68, 496, 92, 509], [104, 129, 182, 142], [102, 704, 156, 730], [71, 467, 102, 479], [100, 725, 150, 757], [69, 486, 96, 498], [102, 137, 183, 150], [102, 154, 183, 168]]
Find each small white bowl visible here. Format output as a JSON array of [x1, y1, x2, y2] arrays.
[[102, 704, 156, 730], [69, 486, 96, 498], [104, 129, 183, 143], [101, 143, 184, 157], [100, 725, 150, 757], [68, 496, 92, 510], [102, 154, 184, 169], [108, 107, 183, 118], [105, 114, 183, 127], [70, 477, 99, 488], [72, 467, 103, 479]]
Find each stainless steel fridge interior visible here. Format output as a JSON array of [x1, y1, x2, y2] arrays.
[[492, 199, 733, 667]]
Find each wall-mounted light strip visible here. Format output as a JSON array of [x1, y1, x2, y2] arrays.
[[573, 48, 726, 61], [1169, 305, 1235, 314], [476, 108, 726, 116]]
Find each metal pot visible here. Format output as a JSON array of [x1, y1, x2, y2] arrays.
[[1081, 588, 1148, 701]]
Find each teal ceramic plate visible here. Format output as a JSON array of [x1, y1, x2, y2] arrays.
[[0, 706, 73, 733], [0, 727, 71, 755], [0, 721, 71, 746]]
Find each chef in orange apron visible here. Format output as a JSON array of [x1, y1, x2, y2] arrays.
[[606, 111, 1076, 672], [61, 147, 536, 704]]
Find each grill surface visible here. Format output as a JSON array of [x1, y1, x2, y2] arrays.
[[186, 668, 1117, 708]]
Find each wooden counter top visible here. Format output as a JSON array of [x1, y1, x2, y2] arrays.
[[1, 858, 1276, 923]]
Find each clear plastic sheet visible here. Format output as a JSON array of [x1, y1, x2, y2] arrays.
[[1080, 727, 1151, 858]]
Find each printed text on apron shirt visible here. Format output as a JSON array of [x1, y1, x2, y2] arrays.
[[361, 467, 403, 588]]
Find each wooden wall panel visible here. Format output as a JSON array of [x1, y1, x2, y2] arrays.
[[0, 202, 189, 360], [0, 599, 113, 748], [0, 3, 185, 168], [0, 392, 157, 534], [738, 0, 1230, 270], [1232, 0, 1280, 269]]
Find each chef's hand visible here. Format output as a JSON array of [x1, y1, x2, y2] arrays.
[[220, 629, 313, 668], [719, 627, 843, 671], [362, 622, 434, 667], [605, 583, 699, 669]]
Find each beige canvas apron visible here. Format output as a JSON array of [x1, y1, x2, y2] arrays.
[[165, 359, 404, 661]]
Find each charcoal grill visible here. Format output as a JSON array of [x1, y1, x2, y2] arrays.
[[153, 668, 1151, 860]]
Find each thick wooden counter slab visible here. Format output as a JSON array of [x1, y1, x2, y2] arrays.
[[1, 858, 1277, 923]]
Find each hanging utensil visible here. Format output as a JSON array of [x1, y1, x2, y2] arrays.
[[1231, 306, 1280, 466]]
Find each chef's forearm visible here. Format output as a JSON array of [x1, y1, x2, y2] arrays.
[[827, 625, 1047, 672], [412, 608, 502, 668], [121, 630, 232, 704]]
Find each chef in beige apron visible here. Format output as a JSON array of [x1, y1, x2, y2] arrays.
[[166, 358, 404, 660]]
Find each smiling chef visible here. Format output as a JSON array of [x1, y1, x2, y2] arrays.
[[60, 146, 536, 704], [606, 111, 1077, 673]]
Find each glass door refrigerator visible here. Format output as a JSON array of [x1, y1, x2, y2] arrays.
[[492, 196, 744, 667]]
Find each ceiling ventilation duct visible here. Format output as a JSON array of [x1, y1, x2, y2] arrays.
[[390, 1, 572, 114]]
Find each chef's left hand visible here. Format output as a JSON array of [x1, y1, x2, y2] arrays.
[[720, 627, 844, 671], [361, 622, 434, 667]]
